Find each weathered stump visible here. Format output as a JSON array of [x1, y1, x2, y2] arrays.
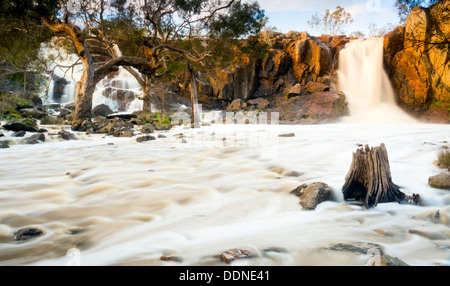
[[342, 143, 405, 208]]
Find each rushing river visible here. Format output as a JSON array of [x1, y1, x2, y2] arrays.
[[0, 122, 449, 266]]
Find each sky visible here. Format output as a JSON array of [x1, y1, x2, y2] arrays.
[[254, 0, 401, 36]]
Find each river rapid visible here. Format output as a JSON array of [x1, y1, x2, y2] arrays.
[[0, 121, 449, 266]]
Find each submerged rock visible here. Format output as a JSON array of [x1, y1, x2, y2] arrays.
[[160, 255, 183, 263], [14, 227, 44, 241], [58, 130, 77, 140], [136, 135, 156, 143], [12, 131, 26, 137], [428, 173, 450, 190], [0, 140, 11, 148], [219, 249, 256, 264], [23, 133, 45, 144]]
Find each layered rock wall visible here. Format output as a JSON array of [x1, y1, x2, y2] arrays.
[[384, 0, 449, 122]]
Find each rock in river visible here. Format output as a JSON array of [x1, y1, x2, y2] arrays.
[[14, 227, 44, 241]]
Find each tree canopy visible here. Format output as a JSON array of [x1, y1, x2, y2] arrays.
[[307, 6, 353, 36]]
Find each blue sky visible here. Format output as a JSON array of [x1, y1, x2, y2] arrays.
[[255, 0, 401, 36]]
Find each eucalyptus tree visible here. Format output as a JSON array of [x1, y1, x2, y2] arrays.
[[2, 0, 265, 130]]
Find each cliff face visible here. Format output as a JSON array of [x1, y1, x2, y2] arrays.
[[196, 31, 351, 123], [384, 0, 449, 123]]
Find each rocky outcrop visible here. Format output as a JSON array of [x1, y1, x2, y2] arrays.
[[383, 0, 450, 122], [194, 31, 350, 123]]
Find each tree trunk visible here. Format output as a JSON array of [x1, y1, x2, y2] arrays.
[[188, 65, 200, 128], [342, 143, 406, 208], [143, 76, 152, 113]]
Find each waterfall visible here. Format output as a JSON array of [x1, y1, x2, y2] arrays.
[[39, 43, 144, 112], [337, 38, 417, 124]]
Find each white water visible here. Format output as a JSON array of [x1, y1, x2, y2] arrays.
[[1, 37, 448, 266], [39, 44, 143, 112], [0, 123, 449, 266], [337, 38, 418, 124]]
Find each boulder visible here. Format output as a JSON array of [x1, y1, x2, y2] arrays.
[[286, 83, 303, 98], [296, 91, 348, 123], [227, 99, 245, 111], [291, 182, 332, 210], [58, 108, 73, 119], [136, 135, 156, 143], [2, 118, 39, 132], [23, 133, 45, 144], [304, 81, 330, 93], [92, 104, 113, 117], [58, 130, 76, 140], [0, 140, 11, 148], [14, 227, 44, 241], [247, 98, 270, 109], [19, 108, 46, 119], [12, 131, 26, 137], [428, 172, 450, 190]]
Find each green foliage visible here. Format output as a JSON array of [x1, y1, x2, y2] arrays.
[[153, 111, 171, 127], [437, 149, 450, 168], [395, 0, 439, 23], [209, 1, 265, 39], [431, 100, 450, 111], [0, 93, 30, 119]]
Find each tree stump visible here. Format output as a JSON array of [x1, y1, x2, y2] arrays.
[[342, 143, 406, 208]]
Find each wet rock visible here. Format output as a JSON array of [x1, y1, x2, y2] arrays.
[[111, 127, 134, 137], [279, 132, 295, 137], [12, 131, 26, 137], [291, 182, 332, 210], [136, 135, 156, 143], [412, 209, 450, 226], [428, 172, 450, 190], [290, 183, 309, 196], [58, 108, 73, 119], [3, 118, 39, 132], [285, 170, 303, 177], [157, 134, 166, 138], [23, 133, 45, 144], [66, 226, 85, 235], [141, 124, 155, 134], [92, 104, 113, 117], [19, 108, 46, 119], [14, 227, 44, 241], [328, 242, 383, 255], [0, 140, 11, 148], [58, 130, 77, 140], [40, 115, 66, 125], [160, 255, 183, 263], [408, 229, 449, 240], [219, 249, 256, 264], [263, 247, 288, 253]]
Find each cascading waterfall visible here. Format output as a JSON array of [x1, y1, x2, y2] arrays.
[[337, 38, 417, 124], [39, 43, 144, 112]]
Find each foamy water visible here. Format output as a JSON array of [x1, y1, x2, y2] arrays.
[[0, 123, 449, 266], [337, 38, 418, 124]]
